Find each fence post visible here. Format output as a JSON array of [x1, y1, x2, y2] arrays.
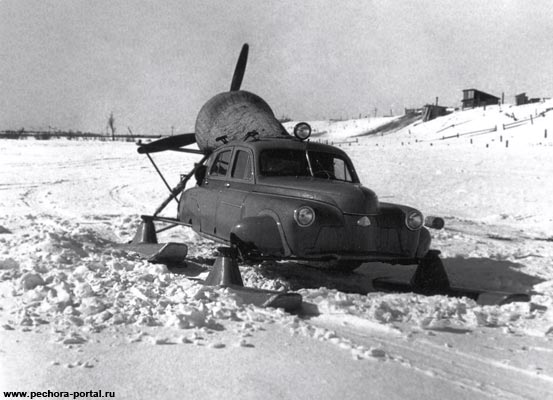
[[470, 138, 473, 144], [500, 135, 502, 142], [545, 129, 548, 139], [530, 115, 533, 125], [506, 140, 509, 148]]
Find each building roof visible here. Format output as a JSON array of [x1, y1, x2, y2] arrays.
[[462, 88, 500, 99]]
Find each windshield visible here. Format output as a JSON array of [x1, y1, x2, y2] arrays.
[[259, 149, 355, 182]]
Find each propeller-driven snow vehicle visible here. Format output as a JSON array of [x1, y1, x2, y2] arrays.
[[125, 44, 529, 310]]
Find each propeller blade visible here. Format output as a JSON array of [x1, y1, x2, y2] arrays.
[[230, 43, 249, 91], [137, 133, 197, 154]]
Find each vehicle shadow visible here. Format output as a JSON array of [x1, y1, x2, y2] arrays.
[[258, 257, 543, 296]]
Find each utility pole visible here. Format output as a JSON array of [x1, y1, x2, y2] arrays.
[[107, 112, 115, 141]]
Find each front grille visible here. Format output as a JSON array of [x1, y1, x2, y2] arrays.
[[375, 213, 403, 228], [305, 214, 416, 258]]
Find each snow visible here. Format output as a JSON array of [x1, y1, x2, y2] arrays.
[[1, 102, 553, 399], [283, 116, 400, 141]]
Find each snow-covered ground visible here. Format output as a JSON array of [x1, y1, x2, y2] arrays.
[[1, 102, 553, 399]]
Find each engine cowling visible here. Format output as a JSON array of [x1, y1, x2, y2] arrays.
[[194, 90, 290, 152]]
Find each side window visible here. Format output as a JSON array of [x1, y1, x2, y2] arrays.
[[231, 150, 253, 180], [209, 150, 232, 177], [333, 158, 352, 181]]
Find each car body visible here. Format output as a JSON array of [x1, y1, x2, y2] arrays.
[[178, 136, 432, 269]]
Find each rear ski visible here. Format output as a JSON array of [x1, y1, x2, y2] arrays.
[[123, 217, 302, 312], [122, 242, 189, 264]]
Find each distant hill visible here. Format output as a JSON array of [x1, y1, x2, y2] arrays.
[[284, 98, 553, 147], [283, 116, 401, 141]]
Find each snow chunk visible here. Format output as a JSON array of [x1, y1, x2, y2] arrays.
[[165, 305, 208, 329], [22, 286, 49, 305], [61, 332, 87, 345], [0, 258, 18, 270], [19, 272, 45, 290], [74, 282, 95, 298], [151, 337, 173, 345], [46, 282, 73, 309], [236, 339, 254, 348], [78, 297, 107, 316], [73, 265, 90, 277]]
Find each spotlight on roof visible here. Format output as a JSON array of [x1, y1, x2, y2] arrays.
[[293, 122, 312, 141]]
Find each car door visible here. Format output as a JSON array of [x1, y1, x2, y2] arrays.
[[215, 147, 254, 239], [200, 147, 233, 236]]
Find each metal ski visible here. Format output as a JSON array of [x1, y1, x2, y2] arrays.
[[373, 250, 531, 306]]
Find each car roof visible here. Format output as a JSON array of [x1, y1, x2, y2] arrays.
[[219, 137, 351, 158]]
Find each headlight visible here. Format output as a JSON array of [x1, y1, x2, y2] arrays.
[[294, 206, 315, 227], [293, 122, 312, 141], [406, 211, 423, 230]]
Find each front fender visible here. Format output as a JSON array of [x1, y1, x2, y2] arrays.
[[231, 216, 285, 257], [377, 202, 430, 258], [415, 227, 431, 258]]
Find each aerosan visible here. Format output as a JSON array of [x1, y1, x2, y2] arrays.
[[125, 44, 529, 309]]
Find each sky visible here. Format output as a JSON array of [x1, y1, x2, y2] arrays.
[[1, 0, 552, 134]]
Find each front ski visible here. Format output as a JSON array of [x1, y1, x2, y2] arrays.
[[120, 243, 303, 312], [373, 277, 530, 306], [373, 250, 530, 306], [202, 247, 303, 312]]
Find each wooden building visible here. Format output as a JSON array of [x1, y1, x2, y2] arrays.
[[461, 89, 500, 109], [515, 92, 528, 106], [515, 92, 542, 106], [421, 104, 449, 122]]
